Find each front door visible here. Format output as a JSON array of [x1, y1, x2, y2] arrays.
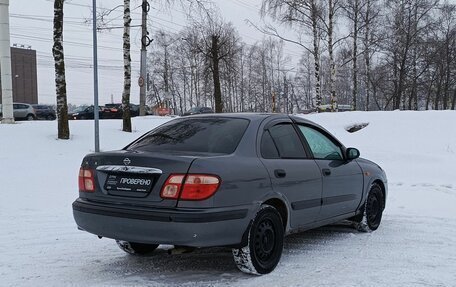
[[297, 125, 363, 220]]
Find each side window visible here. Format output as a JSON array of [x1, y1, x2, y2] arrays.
[[13, 104, 19, 109], [261, 131, 280, 159], [268, 124, 307, 158], [298, 125, 343, 160]]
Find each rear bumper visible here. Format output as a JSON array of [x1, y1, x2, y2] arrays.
[[72, 198, 253, 247]]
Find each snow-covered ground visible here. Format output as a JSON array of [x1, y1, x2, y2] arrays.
[[1, 111, 455, 287]]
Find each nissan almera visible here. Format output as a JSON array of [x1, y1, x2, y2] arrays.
[[73, 113, 387, 275]]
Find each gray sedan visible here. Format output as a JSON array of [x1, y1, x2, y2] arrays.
[[72, 113, 387, 275]]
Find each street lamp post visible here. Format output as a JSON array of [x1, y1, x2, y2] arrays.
[[93, 0, 100, 152]]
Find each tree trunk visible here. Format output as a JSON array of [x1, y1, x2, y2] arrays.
[[363, 0, 371, 111], [434, 74, 442, 110], [122, 0, 132, 132], [329, 0, 337, 112], [52, 0, 69, 140], [409, 46, 418, 110], [352, 0, 359, 111], [211, 35, 223, 113], [451, 89, 456, 110], [443, 39, 450, 110], [312, 1, 321, 111]]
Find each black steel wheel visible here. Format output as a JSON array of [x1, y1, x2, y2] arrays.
[[116, 240, 159, 255], [232, 205, 284, 275], [356, 183, 384, 232]]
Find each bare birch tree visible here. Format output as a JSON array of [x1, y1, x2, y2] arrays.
[[261, 0, 324, 111], [122, 0, 132, 132], [320, 0, 342, 111], [52, 0, 69, 139]]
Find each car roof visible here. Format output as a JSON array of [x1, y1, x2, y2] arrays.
[[184, 113, 317, 124], [182, 112, 278, 120]]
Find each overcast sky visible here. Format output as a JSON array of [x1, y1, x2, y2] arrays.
[[9, 0, 298, 106]]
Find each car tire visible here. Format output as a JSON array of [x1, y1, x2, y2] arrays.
[[116, 240, 159, 255], [47, 115, 55, 120], [26, 114, 35, 121], [232, 205, 284, 275], [355, 183, 384, 232]]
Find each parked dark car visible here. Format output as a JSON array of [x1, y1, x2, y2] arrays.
[[72, 113, 387, 275], [70, 106, 105, 120], [183, 106, 213, 116], [32, 105, 56, 120], [104, 103, 140, 119], [0, 103, 36, 121]]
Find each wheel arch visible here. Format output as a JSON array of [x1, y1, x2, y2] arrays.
[[239, 197, 289, 248], [372, 179, 386, 210], [263, 198, 288, 231], [355, 177, 387, 219]]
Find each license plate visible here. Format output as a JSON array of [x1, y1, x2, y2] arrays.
[[105, 174, 153, 193]]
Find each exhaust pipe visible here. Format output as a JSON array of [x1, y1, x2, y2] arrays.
[[168, 246, 195, 255]]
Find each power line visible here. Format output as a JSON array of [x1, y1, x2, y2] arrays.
[[11, 33, 135, 52]]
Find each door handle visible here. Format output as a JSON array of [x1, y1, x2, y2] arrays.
[[274, 169, 286, 178], [322, 168, 331, 176]]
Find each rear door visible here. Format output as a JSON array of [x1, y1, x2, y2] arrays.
[[296, 124, 363, 219], [259, 119, 322, 228]]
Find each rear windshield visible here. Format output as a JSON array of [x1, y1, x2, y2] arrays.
[[127, 118, 249, 154]]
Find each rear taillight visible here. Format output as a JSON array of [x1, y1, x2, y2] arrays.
[[78, 168, 95, 192], [180, 175, 221, 200], [160, 174, 221, 201], [160, 174, 185, 199]]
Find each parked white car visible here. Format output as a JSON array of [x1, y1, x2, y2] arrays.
[[0, 103, 36, 121]]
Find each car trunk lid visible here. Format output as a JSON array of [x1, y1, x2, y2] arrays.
[[80, 150, 198, 208]]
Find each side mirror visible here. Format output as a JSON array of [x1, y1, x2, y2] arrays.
[[346, 148, 360, 160]]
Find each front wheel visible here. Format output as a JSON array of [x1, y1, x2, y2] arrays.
[[355, 183, 384, 232], [232, 205, 284, 275], [116, 240, 159, 255], [26, 114, 35, 121]]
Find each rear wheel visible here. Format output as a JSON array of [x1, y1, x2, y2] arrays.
[[355, 183, 384, 232], [116, 240, 159, 255], [232, 205, 284, 275]]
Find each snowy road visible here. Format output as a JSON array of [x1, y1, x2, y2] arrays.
[[2, 184, 455, 287], [1, 112, 456, 286]]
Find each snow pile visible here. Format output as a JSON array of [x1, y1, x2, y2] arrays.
[[1, 111, 455, 286]]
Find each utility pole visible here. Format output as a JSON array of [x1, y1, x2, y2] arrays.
[[164, 40, 169, 104], [283, 75, 289, 114], [0, 0, 14, 124], [139, 0, 149, 116]]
